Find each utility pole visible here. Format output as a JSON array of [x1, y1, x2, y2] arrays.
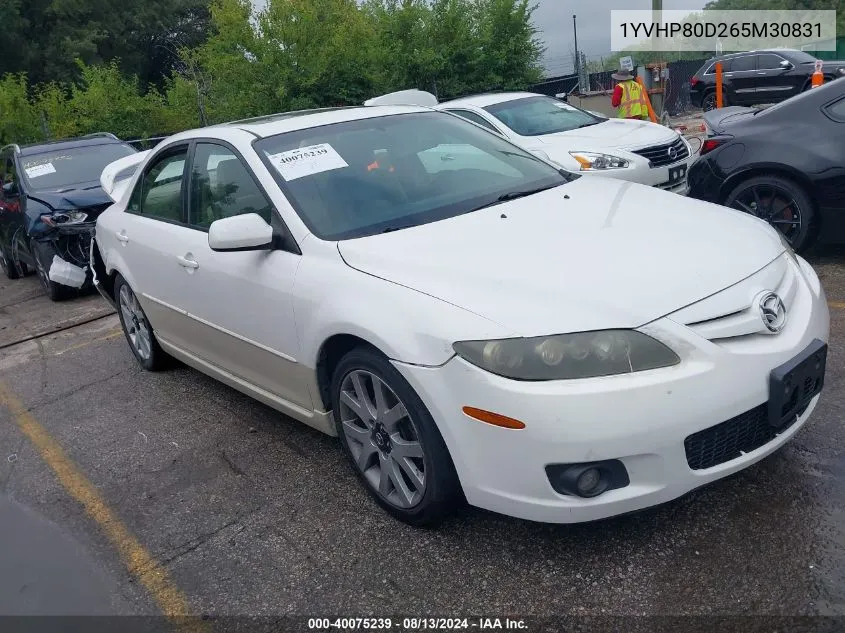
[[572, 14, 579, 77]]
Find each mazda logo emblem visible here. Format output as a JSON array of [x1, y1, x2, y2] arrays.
[[667, 147, 678, 160], [757, 292, 787, 333]]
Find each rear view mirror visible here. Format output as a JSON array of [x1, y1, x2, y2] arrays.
[[779, 60, 793, 70], [208, 213, 273, 252]]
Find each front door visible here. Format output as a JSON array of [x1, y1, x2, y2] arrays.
[[169, 141, 312, 410], [754, 53, 804, 101]]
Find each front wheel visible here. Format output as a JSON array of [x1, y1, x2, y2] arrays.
[[331, 347, 462, 527], [723, 175, 816, 251], [31, 241, 74, 301]]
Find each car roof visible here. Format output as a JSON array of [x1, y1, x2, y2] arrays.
[[208, 104, 432, 139], [438, 92, 544, 109], [706, 48, 808, 62], [17, 136, 132, 157]]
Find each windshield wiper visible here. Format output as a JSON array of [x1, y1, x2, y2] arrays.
[[381, 223, 420, 234], [576, 121, 601, 128], [470, 183, 563, 212]]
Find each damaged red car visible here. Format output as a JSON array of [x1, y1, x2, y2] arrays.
[[0, 133, 137, 300]]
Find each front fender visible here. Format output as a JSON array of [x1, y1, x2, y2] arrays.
[[293, 256, 515, 370]]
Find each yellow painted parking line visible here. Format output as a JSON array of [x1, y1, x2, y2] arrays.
[[54, 329, 123, 356], [829, 301, 845, 310], [0, 382, 208, 632]]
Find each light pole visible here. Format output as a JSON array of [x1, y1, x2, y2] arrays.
[[572, 14, 579, 76]]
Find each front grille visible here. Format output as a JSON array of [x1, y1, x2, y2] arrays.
[[632, 136, 689, 168], [684, 403, 800, 470]]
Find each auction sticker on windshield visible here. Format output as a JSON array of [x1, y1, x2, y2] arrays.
[[25, 163, 57, 179], [267, 143, 349, 181]]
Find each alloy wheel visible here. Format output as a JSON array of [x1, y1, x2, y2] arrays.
[[338, 370, 426, 509], [728, 183, 802, 244], [118, 284, 153, 361], [0, 245, 8, 274], [702, 93, 717, 111]]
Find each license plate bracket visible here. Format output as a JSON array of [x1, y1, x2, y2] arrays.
[[668, 164, 687, 184], [768, 338, 827, 429]]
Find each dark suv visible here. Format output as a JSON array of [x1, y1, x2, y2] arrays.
[[689, 49, 845, 111], [0, 133, 136, 300]]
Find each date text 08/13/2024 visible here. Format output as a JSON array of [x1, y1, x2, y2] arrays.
[[307, 617, 529, 631]]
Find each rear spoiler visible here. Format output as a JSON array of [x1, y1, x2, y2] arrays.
[[100, 150, 151, 203], [364, 89, 439, 107]]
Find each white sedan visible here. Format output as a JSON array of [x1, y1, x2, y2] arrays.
[[92, 104, 829, 526], [366, 90, 695, 194]]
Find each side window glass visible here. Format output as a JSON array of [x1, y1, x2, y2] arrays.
[[2, 157, 19, 198], [447, 110, 502, 135], [190, 143, 273, 230], [731, 56, 756, 72], [757, 54, 783, 70], [823, 96, 845, 122], [131, 150, 188, 222]]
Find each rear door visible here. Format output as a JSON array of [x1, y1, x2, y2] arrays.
[[725, 55, 758, 104], [111, 143, 202, 351]]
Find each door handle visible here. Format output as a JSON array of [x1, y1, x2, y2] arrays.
[[176, 255, 199, 269], [116, 230, 129, 244], [757, 71, 767, 75]]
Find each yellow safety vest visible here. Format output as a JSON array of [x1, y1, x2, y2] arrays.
[[618, 80, 648, 119]]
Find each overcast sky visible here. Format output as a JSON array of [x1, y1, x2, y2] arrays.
[[251, 0, 708, 76], [535, 0, 707, 75]]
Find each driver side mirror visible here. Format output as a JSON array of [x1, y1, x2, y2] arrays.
[[208, 213, 274, 252], [2, 181, 19, 198], [779, 60, 793, 70]]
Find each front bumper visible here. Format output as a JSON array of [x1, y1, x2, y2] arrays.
[[393, 260, 829, 523]]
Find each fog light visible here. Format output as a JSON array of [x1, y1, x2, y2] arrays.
[[545, 460, 629, 498], [576, 467, 603, 496]]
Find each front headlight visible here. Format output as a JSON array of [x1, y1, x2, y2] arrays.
[[569, 151, 630, 170], [41, 211, 89, 226], [453, 330, 680, 381]]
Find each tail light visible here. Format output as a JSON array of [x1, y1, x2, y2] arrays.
[[700, 136, 731, 156], [690, 76, 700, 87]]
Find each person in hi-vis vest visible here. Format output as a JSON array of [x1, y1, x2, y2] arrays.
[[610, 68, 649, 120]]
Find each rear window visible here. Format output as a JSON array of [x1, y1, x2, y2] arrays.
[[20, 143, 137, 191]]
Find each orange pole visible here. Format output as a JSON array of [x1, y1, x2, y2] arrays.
[[715, 62, 723, 108], [635, 76, 658, 123]]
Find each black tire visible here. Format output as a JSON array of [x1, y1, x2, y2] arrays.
[[723, 175, 817, 252], [31, 240, 75, 301], [702, 90, 727, 111], [331, 346, 462, 527], [114, 274, 170, 371], [0, 241, 21, 280]]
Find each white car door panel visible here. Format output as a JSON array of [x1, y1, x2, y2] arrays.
[[168, 142, 312, 410]]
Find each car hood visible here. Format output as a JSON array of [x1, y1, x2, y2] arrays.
[[337, 178, 784, 336], [533, 118, 678, 152], [29, 184, 113, 212]]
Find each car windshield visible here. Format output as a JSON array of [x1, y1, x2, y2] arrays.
[[253, 111, 573, 240], [20, 143, 137, 191], [482, 96, 602, 136]]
